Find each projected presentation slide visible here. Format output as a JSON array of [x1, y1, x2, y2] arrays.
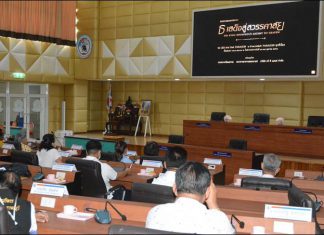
[[192, 1, 321, 77]]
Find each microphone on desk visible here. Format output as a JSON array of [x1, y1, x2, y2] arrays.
[[32, 165, 44, 181], [303, 191, 323, 212], [231, 214, 245, 229], [105, 200, 127, 221], [316, 167, 324, 181]]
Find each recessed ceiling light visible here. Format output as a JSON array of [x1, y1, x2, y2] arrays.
[[174, 78, 180, 81], [107, 79, 112, 81], [259, 78, 265, 81]]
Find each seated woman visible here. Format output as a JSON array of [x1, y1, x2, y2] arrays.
[[0, 171, 48, 234], [37, 134, 62, 168], [115, 141, 134, 164]]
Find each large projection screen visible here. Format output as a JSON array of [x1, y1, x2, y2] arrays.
[[192, 1, 323, 79]]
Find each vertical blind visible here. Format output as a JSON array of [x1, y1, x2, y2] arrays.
[[0, 1, 76, 46]]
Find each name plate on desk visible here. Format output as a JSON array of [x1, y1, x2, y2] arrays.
[[52, 164, 76, 172], [239, 168, 263, 177], [244, 125, 261, 131], [195, 122, 211, 128], [30, 183, 69, 197], [159, 146, 169, 151], [264, 204, 312, 222], [71, 144, 83, 150], [293, 128, 312, 134], [213, 151, 232, 158], [58, 150, 73, 157], [204, 158, 222, 165]]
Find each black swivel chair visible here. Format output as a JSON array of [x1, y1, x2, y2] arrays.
[[101, 151, 117, 161], [108, 225, 178, 234], [11, 150, 38, 165], [252, 113, 270, 124], [241, 177, 292, 191], [210, 112, 226, 121], [0, 205, 9, 234], [66, 157, 126, 200], [66, 157, 125, 199], [131, 183, 175, 204], [228, 139, 247, 150], [66, 157, 107, 198], [168, 135, 184, 144], [213, 165, 226, 185], [307, 116, 324, 127]]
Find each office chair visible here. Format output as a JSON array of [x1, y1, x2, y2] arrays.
[[108, 225, 178, 234], [252, 113, 270, 124], [0, 205, 9, 234], [11, 150, 38, 165], [241, 177, 292, 191], [100, 151, 116, 161], [210, 112, 226, 121], [213, 165, 226, 185], [228, 139, 247, 150], [131, 183, 175, 204], [307, 116, 324, 127], [168, 135, 184, 144], [66, 157, 126, 199], [252, 154, 264, 170]]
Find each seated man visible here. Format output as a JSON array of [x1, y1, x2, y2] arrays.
[[152, 146, 187, 187], [261, 153, 281, 178], [146, 162, 234, 234], [83, 140, 129, 198]]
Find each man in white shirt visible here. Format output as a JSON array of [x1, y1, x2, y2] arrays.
[[261, 153, 281, 178], [83, 140, 129, 196], [146, 162, 235, 234], [152, 146, 187, 187]]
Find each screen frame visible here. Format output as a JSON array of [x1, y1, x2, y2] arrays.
[[191, 1, 324, 81]]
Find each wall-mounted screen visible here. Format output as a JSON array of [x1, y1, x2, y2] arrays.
[[192, 1, 322, 78]]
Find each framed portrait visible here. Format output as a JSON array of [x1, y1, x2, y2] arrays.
[[141, 100, 152, 115]]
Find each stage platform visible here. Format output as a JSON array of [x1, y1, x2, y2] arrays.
[[74, 132, 169, 147]]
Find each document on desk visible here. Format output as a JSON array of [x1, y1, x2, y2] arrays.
[[273, 221, 294, 234], [2, 143, 14, 150], [264, 204, 312, 222]]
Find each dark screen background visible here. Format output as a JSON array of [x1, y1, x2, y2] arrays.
[[192, 1, 320, 77]]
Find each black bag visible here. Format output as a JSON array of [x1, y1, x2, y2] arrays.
[[0, 163, 31, 177]]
